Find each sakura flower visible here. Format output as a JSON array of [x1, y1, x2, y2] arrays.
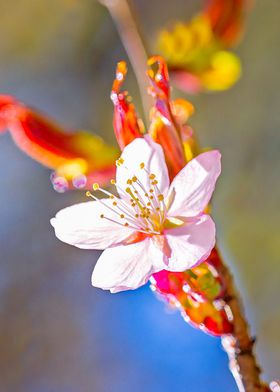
[[51, 137, 221, 293]]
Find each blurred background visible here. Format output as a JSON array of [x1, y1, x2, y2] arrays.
[[0, 1, 279, 391]]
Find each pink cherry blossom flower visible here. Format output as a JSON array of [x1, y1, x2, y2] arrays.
[[51, 137, 221, 293]]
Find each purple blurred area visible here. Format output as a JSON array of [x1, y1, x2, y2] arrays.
[[0, 1, 279, 391]]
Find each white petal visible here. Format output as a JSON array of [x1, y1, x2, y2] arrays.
[[164, 215, 216, 271], [167, 150, 221, 217], [51, 200, 133, 250], [91, 237, 166, 292], [116, 137, 170, 199]]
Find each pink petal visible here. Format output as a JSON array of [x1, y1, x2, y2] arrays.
[[167, 150, 221, 217], [116, 137, 170, 199], [91, 237, 166, 293], [51, 200, 132, 250], [164, 215, 216, 271]]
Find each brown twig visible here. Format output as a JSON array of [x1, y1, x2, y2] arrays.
[[98, 0, 151, 122], [215, 250, 268, 392]]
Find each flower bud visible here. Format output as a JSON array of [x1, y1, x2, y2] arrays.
[[147, 56, 186, 180], [0, 95, 118, 191], [111, 61, 143, 150]]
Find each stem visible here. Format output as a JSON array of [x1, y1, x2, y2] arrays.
[[215, 252, 267, 392], [99, 0, 151, 122]]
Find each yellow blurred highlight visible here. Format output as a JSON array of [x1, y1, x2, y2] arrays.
[[73, 132, 119, 170], [183, 142, 194, 162], [158, 14, 242, 92], [200, 51, 242, 91], [56, 158, 88, 180], [158, 16, 215, 69], [171, 99, 195, 124]]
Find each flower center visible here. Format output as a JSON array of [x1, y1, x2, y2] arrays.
[[86, 159, 167, 235]]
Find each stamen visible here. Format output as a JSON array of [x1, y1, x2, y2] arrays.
[[126, 187, 146, 215], [125, 183, 158, 232], [143, 167, 167, 222], [112, 181, 148, 227], [116, 158, 124, 167], [87, 177, 160, 234], [101, 214, 159, 235], [93, 158, 168, 235], [93, 182, 134, 222]]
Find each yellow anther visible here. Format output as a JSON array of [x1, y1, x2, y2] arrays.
[[120, 214, 125, 219], [145, 193, 149, 197], [109, 195, 115, 199], [134, 190, 138, 194], [149, 174, 156, 180], [132, 176, 137, 182], [135, 214, 139, 218], [116, 158, 124, 166], [126, 187, 131, 193], [93, 183, 99, 190], [110, 179, 116, 185], [86, 191, 91, 197], [127, 179, 132, 185], [152, 180, 158, 185], [158, 194, 164, 201], [113, 201, 117, 206], [147, 202, 151, 206], [156, 207, 160, 211], [140, 162, 145, 169], [149, 189, 154, 193], [150, 196, 154, 200], [131, 203, 136, 207]]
